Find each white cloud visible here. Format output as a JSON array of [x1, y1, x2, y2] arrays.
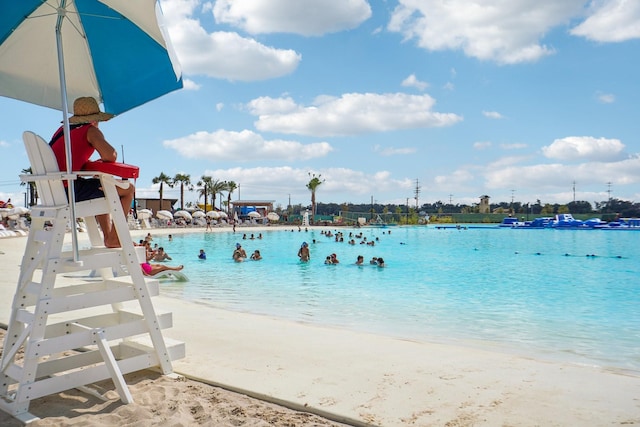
[[248, 93, 463, 137], [571, 0, 640, 42], [181, 78, 201, 90], [163, 129, 333, 161], [473, 141, 492, 150], [483, 111, 504, 119], [150, 166, 413, 205], [162, 0, 301, 81], [483, 157, 640, 192], [0, 140, 9, 148], [212, 0, 372, 36], [432, 154, 640, 204], [597, 92, 615, 103], [401, 74, 429, 91], [388, 0, 585, 64], [373, 145, 417, 156], [434, 168, 475, 187], [542, 136, 625, 161]]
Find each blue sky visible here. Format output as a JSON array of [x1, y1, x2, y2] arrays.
[[1, 0, 639, 211]]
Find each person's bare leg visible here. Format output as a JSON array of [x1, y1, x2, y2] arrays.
[[96, 213, 120, 248], [101, 182, 135, 248], [149, 264, 184, 275], [117, 183, 135, 218]]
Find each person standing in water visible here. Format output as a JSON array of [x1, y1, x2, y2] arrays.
[[298, 241, 310, 262]]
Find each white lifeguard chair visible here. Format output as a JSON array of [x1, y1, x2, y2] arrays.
[[0, 132, 184, 423]]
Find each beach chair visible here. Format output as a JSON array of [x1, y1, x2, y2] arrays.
[[0, 132, 184, 423]]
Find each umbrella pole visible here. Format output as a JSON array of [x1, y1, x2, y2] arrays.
[[56, 6, 81, 265]]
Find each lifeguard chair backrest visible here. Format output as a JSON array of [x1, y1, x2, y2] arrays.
[[23, 131, 68, 207]]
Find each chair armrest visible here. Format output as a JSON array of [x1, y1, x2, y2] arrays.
[[20, 173, 77, 183], [77, 171, 131, 190]]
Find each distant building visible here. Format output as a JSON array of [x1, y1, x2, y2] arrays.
[[136, 198, 177, 214], [232, 200, 275, 217], [479, 195, 490, 214]]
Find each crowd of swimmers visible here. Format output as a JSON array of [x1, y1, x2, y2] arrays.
[[136, 228, 389, 271]]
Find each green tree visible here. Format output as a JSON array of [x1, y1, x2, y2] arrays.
[[196, 175, 213, 212], [225, 180, 238, 216], [210, 179, 227, 211], [172, 173, 192, 211], [152, 172, 172, 211], [20, 167, 38, 206], [306, 173, 324, 224]]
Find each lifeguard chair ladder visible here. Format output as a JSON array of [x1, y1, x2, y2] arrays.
[[0, 131, 184, 423]]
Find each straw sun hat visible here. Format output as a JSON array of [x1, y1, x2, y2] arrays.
[[68, 97, 115, 124]]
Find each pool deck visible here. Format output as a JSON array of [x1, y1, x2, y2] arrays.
[[1, 227, 639, 426]]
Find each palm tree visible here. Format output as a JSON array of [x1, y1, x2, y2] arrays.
[[173, 173, 192, 211], [225, 180, 237, 216], [196, 175, 213, 212], [210, 179, 227, 211], [306, 173, 324, 224], [152, 172, 172, 211], [20, 166, 38, 206]]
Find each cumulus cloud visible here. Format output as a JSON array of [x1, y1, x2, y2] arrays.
[[483, 111, 504, 119], [247, 93, 463, 136], [483, 157, 640, 191], [434, 168, 475, 187], [388, 0, 585, 64], [162, 0, 301, 81], [432, 155, 640, 204], [373, 145, 417, 156], [401, 74, 429, 91], [162, 129, 333, 161], [181, 78, 201, 90], [163, 166, 413, 203], [212, 0, 372, 36], [571, 0, 640, 42], [542, 136, 625, 161]]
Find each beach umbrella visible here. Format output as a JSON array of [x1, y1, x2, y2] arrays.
[[0, 1, 183, 261], [267, 212, 280, 222], [7, 206, 30, 220], [206, 211, 220, 219], [192, 211, 205, 218], [248, 211, 262, 219], [173, 210, 192, 222], [156, 210, 173, 221], [137, 208, 153, 220]]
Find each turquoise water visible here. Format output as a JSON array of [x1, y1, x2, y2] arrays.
[[153, 226, 640, 372]]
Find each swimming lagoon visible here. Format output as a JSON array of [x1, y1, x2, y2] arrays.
[[154, 226, 640, 373]]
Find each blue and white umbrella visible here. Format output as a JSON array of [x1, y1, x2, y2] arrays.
[[0, 1, 182, 260], [0, 1, 182, 116]]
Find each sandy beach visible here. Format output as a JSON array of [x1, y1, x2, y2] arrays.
[[1, 227, 639, 426]]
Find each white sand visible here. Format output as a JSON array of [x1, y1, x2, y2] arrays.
[[1, 228, 639, 426]]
